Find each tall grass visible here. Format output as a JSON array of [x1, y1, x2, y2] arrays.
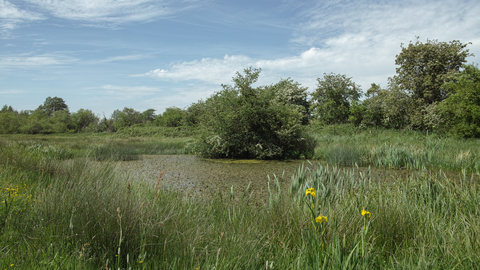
[[310, 124, 480, 172], [1, 139, 480, 269]]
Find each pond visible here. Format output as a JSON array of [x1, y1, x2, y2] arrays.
[[114, 155, 416, 202]]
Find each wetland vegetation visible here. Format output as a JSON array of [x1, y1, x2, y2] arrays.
[[1, 39, 480, 268], [1, 126, 479, 269]]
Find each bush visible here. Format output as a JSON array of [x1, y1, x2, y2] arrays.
[[438, 64, 480, 138], [197, 68, 315, 159]]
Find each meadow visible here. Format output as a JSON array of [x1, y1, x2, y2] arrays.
[[1, 125, 479, 269]]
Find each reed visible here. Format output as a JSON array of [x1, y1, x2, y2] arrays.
[[1, 135, 479, 269]]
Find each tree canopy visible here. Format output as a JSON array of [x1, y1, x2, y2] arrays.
[[197, 68, 314, 159], [438, 64, 480, 138], [311, 73, 362, 125]]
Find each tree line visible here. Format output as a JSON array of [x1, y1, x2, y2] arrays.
[[1, 38, 479, 142]]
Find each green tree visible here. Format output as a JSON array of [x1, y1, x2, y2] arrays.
[[394, 38, 472, 128], [50, 110, 74, 133], [182, 101, 206, 127], [437, 64, 480, 138], [265, 78, 310, 124], [39, 96, 69, 116], [72, 109, 99, 132], [311, 73, 362, 124], [158, 107, 186, 127], [112, 107, 143, 130], [198, 68, 314, 159], [141, 109, 156, 123], [0, 108, 20, 134]]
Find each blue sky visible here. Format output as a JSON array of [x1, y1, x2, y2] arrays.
[[1, 0, 479, 117]]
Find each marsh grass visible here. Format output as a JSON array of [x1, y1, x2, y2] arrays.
[[310, 124, 480, 172], [1, 130, 480, 269]]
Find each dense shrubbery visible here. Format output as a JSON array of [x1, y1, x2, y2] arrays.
[[196, 68, 315, 159]]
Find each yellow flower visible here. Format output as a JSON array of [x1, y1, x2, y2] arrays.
[[140, 261, 143, 264], [305, 187, 316, 197], [315, 214, 328, 223], [361, 208, 371, 218]]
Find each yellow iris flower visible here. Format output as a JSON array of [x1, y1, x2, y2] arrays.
[[361, 207, 371, 218], [305, 187, 316, 197], [315, 214, 328, 223]]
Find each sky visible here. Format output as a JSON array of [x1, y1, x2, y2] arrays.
[[1, 0, 479, 117]]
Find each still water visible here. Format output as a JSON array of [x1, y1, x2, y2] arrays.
[[114, 155, 409, 201]]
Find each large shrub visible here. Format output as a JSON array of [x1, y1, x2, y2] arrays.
[[438, 64, 480, 138], [197, 68, 315, 159]]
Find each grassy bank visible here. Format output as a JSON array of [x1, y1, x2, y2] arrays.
[[1, 139, 479, 269], [2, 123, 479, 173], [0, 129, 195, 161], [308, 124, 480, 173]]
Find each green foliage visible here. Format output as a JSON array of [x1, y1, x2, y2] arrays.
[[141, 108, 156, 123], [157, 107, 187, 127], [198, 68, 314, 159], [112, 107, 143, 130], [266, 77, 310, 124], [394, 38, 471, 129], [0, 110, 21, 134], [182, 101, 206, 127], [380, 78, 413, 129], [311, 73, 362, 124], [71, 109, 99, 132], [438, 64, 480, 138], [38, 96, 69, 116]]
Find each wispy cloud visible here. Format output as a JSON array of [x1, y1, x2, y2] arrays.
[[102, 85, 162, 100], [0, 53, 77, 69], [140, 55, 253, 85], [96, 54, 151, 63], [0, 0, 44, 34], [0, 89, 26, 95], [139, 47, 391, 92], [25, 0, 205, 25]]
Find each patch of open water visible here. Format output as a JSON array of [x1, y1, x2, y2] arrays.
[[114, 155, 477, 201]]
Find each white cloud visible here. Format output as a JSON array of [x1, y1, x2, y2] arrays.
[[142, 0, 480, 93], [102, 85, 162, 100], [0, 89, 25, 94], [25, 0, 203, 24], [0, 0, 44, 33], [0, 53, 76, 68], [139, 47, 391, 92], [97, 54, 151, 63], [141, 54, 253, 85]]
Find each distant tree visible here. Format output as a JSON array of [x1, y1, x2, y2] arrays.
[[381, 78, 413, 129], [141, 109, 156, 123], [182, 101, 206, 127], [50, 110, 74, 133], [39, 96, 69, 116], [311, 73, 362, 124], [98, 114, 115, 132], [72, 109, 99, 132], [0, 107, 20, 134], [159, 107, 187, 127], [1, 105, 16, 113], [112, 107, 143, 130], [437, 64, 480, 138], [394, 38, 472, 128]]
